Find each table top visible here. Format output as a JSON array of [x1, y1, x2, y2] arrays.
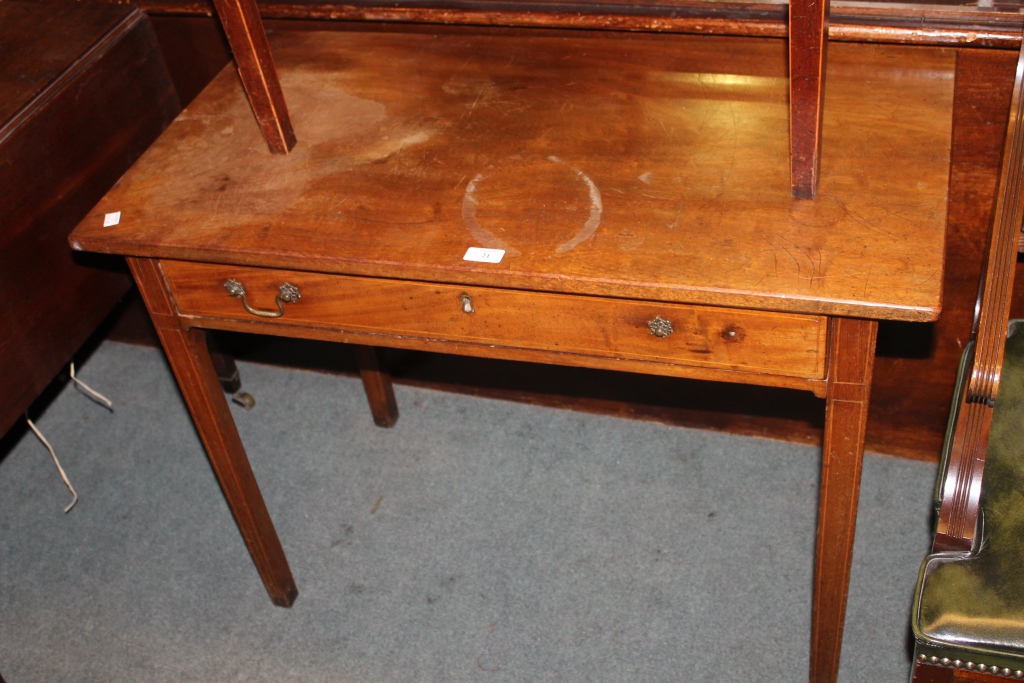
[[71, 30, 953, 321]]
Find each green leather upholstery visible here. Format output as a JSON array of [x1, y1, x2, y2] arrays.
[[912, 320, 1024, 675]]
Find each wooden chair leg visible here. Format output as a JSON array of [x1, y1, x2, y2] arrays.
[[810, 317, 877, 683], [209, 348, 242, 394], [209, 0, 295, 154], [789, 0, 830, 199], [128, 257, 297, 607], [353, 345, 399, 428]]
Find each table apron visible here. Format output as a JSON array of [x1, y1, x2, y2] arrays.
[[161, 259, 830, 396]]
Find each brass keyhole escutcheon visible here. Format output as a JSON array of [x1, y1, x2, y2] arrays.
[[648, 316, 673, 338], [460, 293, 475, 314]]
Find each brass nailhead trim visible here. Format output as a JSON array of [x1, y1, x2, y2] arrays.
[[919, 653, 1024, 678]]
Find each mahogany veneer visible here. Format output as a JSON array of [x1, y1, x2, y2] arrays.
[[135, 17, 1024, 462], [71, 30, 952, 683]]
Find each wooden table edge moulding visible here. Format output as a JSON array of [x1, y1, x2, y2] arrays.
[[69, 15, 953, 683]]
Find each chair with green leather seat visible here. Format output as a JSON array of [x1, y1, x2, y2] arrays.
[[909, 31, 1024, 683]]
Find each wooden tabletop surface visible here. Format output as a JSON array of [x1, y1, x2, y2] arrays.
[[71, 30, 954, 321]]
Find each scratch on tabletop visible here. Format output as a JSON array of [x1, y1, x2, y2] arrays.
[[834, 197, 899, 239], [828, 261, 873, 294], [459, 90, 485, 125], [763, 234, 803, 277], [776, 234, 826, 284], [667, 202, 683, 230], [333, 213, 437, 226], [477, 623, 501, 672]]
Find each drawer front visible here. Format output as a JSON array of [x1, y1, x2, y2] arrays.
[[162, 261, 828, 379]]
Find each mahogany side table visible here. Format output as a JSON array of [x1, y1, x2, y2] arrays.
[[70, 29, 952, 683]]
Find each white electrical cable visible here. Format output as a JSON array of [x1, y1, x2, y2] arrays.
[[70, 362, 113, 410], [25, 417, 78, 513]]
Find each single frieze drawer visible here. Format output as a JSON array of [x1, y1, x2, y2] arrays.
[[162, 260, 828, 379]]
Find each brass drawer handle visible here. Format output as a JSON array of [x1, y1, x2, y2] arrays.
[[224, 279, 300, 318], [648, 316, 674, 338]]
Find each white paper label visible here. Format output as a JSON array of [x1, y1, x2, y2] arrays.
[[103, 212, 121, 227], [463, 247, 505, 264]]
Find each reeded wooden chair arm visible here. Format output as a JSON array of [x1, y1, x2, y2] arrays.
[[912, 66, 1024, 671], [912, 320, 1024, 680], [933, 38, 1024, 554]]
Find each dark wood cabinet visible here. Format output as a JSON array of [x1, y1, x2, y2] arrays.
[[0, 2, 180, 436]]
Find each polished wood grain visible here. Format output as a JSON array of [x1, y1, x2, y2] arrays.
[[70, 29, 953, 683], [789, 0, 828, 199], [128, 257, 298, 606], [913, 663, 957, 683], [72, 32, 952, 323], [934, 375, 994, 552], [934, 37, 1024, 553], [126, 17, 1024, 462], [958, 52, 1024, 411], [811, 316, 877, 683], [129, 17, 1015, 464], [137, 0, 1024, 48], [0, 3, 128, 123], [909, 38, 1024, 683], [161, 261, 830, 381], [150, 15, 231, 107], [951, 669, 1021, 682], [106, 292, 830, 443], [0, 4, 179, 437], [865, 47, 1022, 462], [966, 53, 1024, 409], [353, 345, 399, 427], [913, 662, 1024, 682], [156, 309, 831, 393], [209, 0, 295, 153]]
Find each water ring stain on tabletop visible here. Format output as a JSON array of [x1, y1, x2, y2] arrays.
[[462, 173, 522, 256], [461, 155, 603, 257]]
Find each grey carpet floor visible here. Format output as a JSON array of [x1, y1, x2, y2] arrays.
[[0, 340, 936, 682]]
